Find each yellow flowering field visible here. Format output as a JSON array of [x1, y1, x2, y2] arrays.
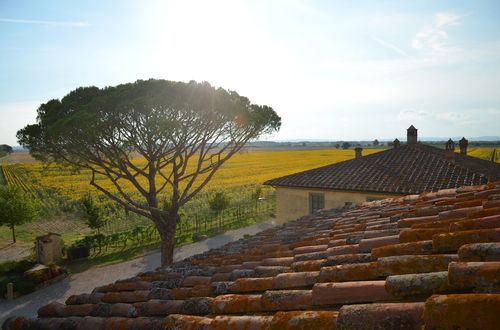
[[1, 148, 384, 209], [2, 147, 496, 216], [467, 148, 499, 162]]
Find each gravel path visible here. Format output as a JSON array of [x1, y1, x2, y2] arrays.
[[0, 220, 276, 323]]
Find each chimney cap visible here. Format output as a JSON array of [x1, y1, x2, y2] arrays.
[[445, 138, 455, 150], [407, 125, 418, 145]]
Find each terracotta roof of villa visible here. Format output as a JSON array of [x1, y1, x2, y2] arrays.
[[264, 143, 500, 194], [4, 181, 500, 329]]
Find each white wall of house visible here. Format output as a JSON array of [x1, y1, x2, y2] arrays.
[[275, 187, 399, 224]]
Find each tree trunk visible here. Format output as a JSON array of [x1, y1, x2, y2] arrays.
[[159, 217, 177, 266], [11, 224, 16, 243], [152, 210, 178, 267]]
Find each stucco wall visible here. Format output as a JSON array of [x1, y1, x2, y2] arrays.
[[275, 187, 399, 224]]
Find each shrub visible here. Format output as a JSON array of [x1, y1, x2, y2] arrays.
[[0, 276, 36, 297], [0, 258, 36, 274]]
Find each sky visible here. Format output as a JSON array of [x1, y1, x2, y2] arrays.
[[1, 0, 499, 145]]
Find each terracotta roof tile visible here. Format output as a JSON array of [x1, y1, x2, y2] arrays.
[[337, 302, 425, 330], [4, 181, 500, 329]]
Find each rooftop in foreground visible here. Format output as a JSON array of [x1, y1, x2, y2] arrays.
[[3, 182, 500, 329]]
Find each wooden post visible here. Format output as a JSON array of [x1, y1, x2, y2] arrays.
[[7, 282, 14, 300]]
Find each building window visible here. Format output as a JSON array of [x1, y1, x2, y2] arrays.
[[309, 193, 325, 214]]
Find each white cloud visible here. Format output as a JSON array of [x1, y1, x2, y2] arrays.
[[435, 12, 462, 28], [397, 108, 430, 120], [371, 36, 410, 57], [0, 18, 89, 27], [412, 12, 462, 55]]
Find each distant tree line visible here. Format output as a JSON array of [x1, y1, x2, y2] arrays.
[[0, 144, 13, 154]]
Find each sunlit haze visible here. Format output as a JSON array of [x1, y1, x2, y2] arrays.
[[1, 0, 500, 145]]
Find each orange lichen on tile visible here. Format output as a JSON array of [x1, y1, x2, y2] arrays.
[[271, 311, 338, 329], [229, 277, 274, 293], [291, 259, 325, 272], [164, 314, 211, 330], [170, 284, 213, 300], [208, 315, 273, 329], [261, 244, 290, 253], [423, 294, 500, 329], [312, 281, 391, 306], [447, 261, 500, 290], [414, 206, 440, 217], [371, 240, 433, 260], [261, 290, 313, 311], [327, 244, 359, 256], [411, 217, 464, 229], [377, 255, 458, 276], [397, 216, 440, 228], [432, 228, 500, 253], [318, 262, 380, 282], [261, 257, 294, 266], [449, 214, 500, 231], [399, 228, 449, 243], [272, 271, 319, 289], [211, 294, 264, 314], [101, 290, 149, 303]]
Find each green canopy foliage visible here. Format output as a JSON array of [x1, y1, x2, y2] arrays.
[[0, 185, 39, 242], [80, 192, 107, 234], [16, 79, 280, 265]]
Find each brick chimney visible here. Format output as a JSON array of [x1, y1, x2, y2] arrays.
[[355, 147, 363, 158], [459, 137, 468, 155], [393, 138, 401, 149], [445, 139, 455, 161], [407, 125, 417, 145]]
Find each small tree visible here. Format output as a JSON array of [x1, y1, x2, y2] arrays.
[[342, 142, 351, 149], [0, 185, 39, 243], [251, 186, 262, 208], [373, 139, 379, 146], [209, 192, 230, 214], [335, 144, 340, 149], [80, 192, 106, 234]]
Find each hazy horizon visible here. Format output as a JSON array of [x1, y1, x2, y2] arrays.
[[1, 0, 499, 145]]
